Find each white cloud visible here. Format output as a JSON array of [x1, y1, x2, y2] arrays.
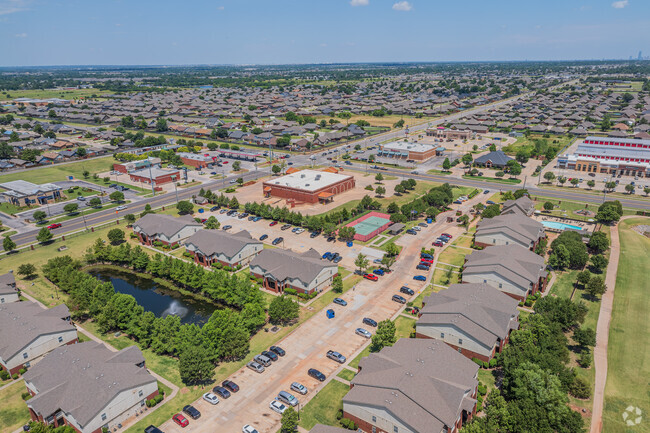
[[14, 32, 26, 37], [320, 43, 327, 47], [611, 0, 628, 8], [392, 1, 412, 11], [0, 0, 31, 15], [115, 23, 122, 27], [350, 0, 369, 6], [217, 5, 224, 10]]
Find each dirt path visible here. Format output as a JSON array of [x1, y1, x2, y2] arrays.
[[590, 217, 628, 433]]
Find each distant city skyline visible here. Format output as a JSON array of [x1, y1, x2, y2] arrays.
[[1, 0, 649, 67]]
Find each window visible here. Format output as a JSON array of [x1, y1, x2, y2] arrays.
[[23, 353, 28, 359], [138, 390, 143, 397], [440, 332, 445, 338], [1, 298, 4, 303], [498, 283, 503, 288], [394, 427, 399, 433], [372, 427, 377, 433], [58, 336, 63, 343], [459, 338, 463, 345], [101, 413, 107, 421], [372, 416, 377, 422], [141, 399, 145, 406]]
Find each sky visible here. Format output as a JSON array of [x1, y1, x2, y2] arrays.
[[1, 0, 649, 67]]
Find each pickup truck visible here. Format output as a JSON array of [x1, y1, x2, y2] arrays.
[[326, 350, 346, 364]]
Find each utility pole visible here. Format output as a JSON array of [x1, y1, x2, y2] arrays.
[[172, 175, 179, 204], [147, 162, 156, 197]]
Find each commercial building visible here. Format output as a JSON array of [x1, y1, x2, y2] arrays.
[[112, 157, 162, 174], [0, 302, 77, 375], [343, 338, 479, 433], [178, 152, 215, 169], [128, 166, 180, 186], [416, 283, 520, 362], [558, 136, 650, 177], [462, 244, 548, 301], [473, 150, 513, 168], [0, 272, 19, 304], [133, 214, 202, 247], [24, 342, 158, 433], [262, 169, 355, 204], [378, 141, 438, 161], [0, 180, 62, 207], [426, 128, 473, 140], [474, 213, 545, 250], [184, 229, 263, 267], [250, 248, 338, 294]]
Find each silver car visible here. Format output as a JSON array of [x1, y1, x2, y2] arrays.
[[291, 382, 308, 395], [355, 328, 372, 339], [246, 361, 265, 373], [277, 390, 298, 407], [254, 354, 272, 367]]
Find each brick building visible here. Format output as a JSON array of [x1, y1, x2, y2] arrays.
[[184, 229, 263, 267], [262, 169, 355, 204], [558, 136, 650, 177], [128, 166, 180, 186], [378, 141, 438, 161], [133, 214, 202, 247]]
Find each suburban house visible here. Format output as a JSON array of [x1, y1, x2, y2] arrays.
[[133, 214, 202, 247], [23, 342, 158, 433], [0, 272, 19, 304], [416, 283, 520, 362], [249, 248, 338, 294], [0, 180, 62, 207], [0, 302, 77, 375], [184, 229, 263, 268], [501, 196, 535, 217], [343, 338, 479, 433], [474, 213, 545, 250], [462, 245, 548, 301], [473, 150, 513, 168]]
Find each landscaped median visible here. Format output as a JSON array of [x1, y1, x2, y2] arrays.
[[462, 174, 522, 184]]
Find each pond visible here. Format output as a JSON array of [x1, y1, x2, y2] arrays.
[[88, 267, 218, 325]]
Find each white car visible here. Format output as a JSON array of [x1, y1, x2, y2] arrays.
[[295, 228, 305, 234], [202, 392, 219, 405], [242, 425, 259, 433], [115, 205, 127, 211], [356, 328, 372, 338], [269, 399, 287, 414]]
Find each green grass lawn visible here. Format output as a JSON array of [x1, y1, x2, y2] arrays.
[[1, 88, 112, 100], [411, 284, 442, 309], [394, 315, 416, 339], [436, 246, 467, 267], [298, 379, 350, 430], [0, 202, 26, 215], [462, 175, 521, 184], [478, 368, 497, 391], [0, 380, 31, 432], [337, 369, 356, 382], [432, 267, 459, 287], [427, 169, 452, 175], [603, 218, 650, 433], [502, 134, 573, 156]]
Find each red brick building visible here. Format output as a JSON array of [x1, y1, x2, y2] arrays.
[[129, 166, 180, 186], [262, 169, 355, 204]]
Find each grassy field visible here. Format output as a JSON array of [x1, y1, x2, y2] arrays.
[[298, 379, 350, 430], [436, 246, 467, 267], [394, 315, 416, 339], [0, 380, 31, 432], [432, 267, 460, 287], [1, 88, 112, 100], [462, 175, 522, 184], [0, 157, 112, 185], [337, 369, 356, 382], [502, 134, 574, 156], [602, 218, 650, 433], [313, 114, 427, 129]]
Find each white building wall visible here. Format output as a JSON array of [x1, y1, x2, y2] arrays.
[[343, 402, 420, 433], [474, 232, 530, 249], [462, 271, 528, 299], [415, 323, 493, 358], [0, 292, 20, 304], [5, 329, 77, 371]]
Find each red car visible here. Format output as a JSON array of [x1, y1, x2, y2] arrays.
[[47, 223, 62, 230], [269, 221, 278, 226], [172, 414, 189, 428], [420, 258, 434, 264], [363, 273, 378, 281], [441, 233, 452, 239], [432, 241, 443, 247], [222, 161, 229, 164]]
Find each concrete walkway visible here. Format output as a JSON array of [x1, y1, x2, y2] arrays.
[[590, 217, 628, 433]]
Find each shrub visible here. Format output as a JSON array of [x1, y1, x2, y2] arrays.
[[488, 358, 498, 368], [12, 373, 19, 380], [578, 350, 592, 368], [21, 391, 31, 400], [0, 370, 10, 380], [471, 357, 482, 366], [153, 241, 164, 247], [482, 361, 489, 369], [129, 233, 138, 239], [18, 368, 26, 375], [336, 409, 343, 420], [183, 252, 193, 258], [284, 288, 298, 296], [340, 418, 357, 430], [569, 377, 591, 399], [478, 384, 487, 396], [476, 401, 483, 412], [524, 298, 533, 307], [211, 262, 223, 269]]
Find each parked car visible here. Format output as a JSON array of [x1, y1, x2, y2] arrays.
[[246, 361, 265, 373], [364, 273, 378, 281], [327, 236, 336, 242], [412, 226, 421, 232], [400, 286, 415, 296], [363, 317, 378, 327], [432, 241, 444, 247], [210, 206, 220, 211], [326, 350, 347, 363], [270, 346, 286, 357], [418, 222, 428, 227], [420, 253, 433, 260], [47, 223, 62, 230], [172, 414, 189, 428], [356, 328, 372, 338], [333, 297, 348, 306], [277, 390, 299, 407], [441, 233, 452, 239], [322, 252, 333, 260], [269, 399, 287, 414], [202, 392, 219, 405], [253, 216, 262, 222], [260, 234, 268, 241], [212, 386, 231, 399], [373, 269, 385, 276], [416, 264, 430, 271], [486, 200, 495, 205], [242, 425, 259, 433], [291, 227, 300, 233], [272, 237, 284, 245], [420, 258, 434, 264], [333, 256, 343, 263], [392, 294, 407, 304], [262, 350, 278, 362], [373, 258, 383, 264], [413, 275, 427, 281], [281, 224, 292, 230], [310, 231, 320, 238], [308, 368, 326, 382], [222, 380, 239, 393], [269, 221, 278, 226], [145, 426, 163, 433], [291, 382, 308, 395], [182, 405, 201, 420], [406, 229, 417, 235], [222, 225, 232, 230], [254, 354, 272, 367]]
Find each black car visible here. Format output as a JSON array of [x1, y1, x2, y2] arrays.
[[308, 368, 326, 382], [363, 317, 378, 327], [212, 386, 231, 399], [392, 294, 407, 304], [327, 236, 336, 242], [144, 426, 164, 433], [260, 234, 268, 241], [248, 215, 256, 221], [333, 256, 343, 263], [272, 237, 284, 245], [262, 350, 278, 361], [310, 231, 320, 238], [222, 225, 232, 230], [406, 229, 417, 235], [210, 206, 220, 211], [270, 346, 286, 357], [222, 380, 239, 393], [182, 405, 201, 420], [400, 286, 415, 296]]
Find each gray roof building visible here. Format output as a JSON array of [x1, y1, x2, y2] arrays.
[[133, 214, 202, 245], [475, 213, 545, 249], [501, 196, 535, 217], [474, 150, 513, 168], [343, 338, 478, 433], [0, 272, 17, 300], [184, 229, 263, 265]]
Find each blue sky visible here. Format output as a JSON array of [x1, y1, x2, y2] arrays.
[[1, 0, 649, 66]]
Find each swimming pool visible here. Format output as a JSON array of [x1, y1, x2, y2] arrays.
[[542, 221, 582, 231]]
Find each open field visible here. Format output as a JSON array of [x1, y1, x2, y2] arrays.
[[602, 218, 650, 433], [298, 379, 350, 430], [462, 175, 521, 184], [1, 88, 112, 100], [0, 380, 31, 432], [314, 114, 428, 128], [502, 134, 574, 155]]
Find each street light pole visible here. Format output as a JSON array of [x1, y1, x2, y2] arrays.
[[148, 162, 156, 197]]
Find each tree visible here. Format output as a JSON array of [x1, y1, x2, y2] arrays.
[[645, 187, 650, 197], [543, 201, 554, 211], [354, 253, 369, 274], [384, 242, 399, 257], [570, 178, 580, 187], [394, 184, 405, 195], [268, 295, 300, 325], [89, 197, 102, 208], [232, 161, 241, 171], [586, 275, 606, 298], [442, 158, 451, 171], [515, 149, 529, 164], [381, 254, 396, 271], [33, 210, 47, 223], [63, 203, 79, 214], [543, 171, 556, 183], [332, 274, 343, 293], [588, 231, 609, 253], [374, 173, 384, 183], [604, 181, 617, 192], [600, 114, 612, 131], [37, 227, 53, 244], [508, 161, 522, 177], [204, 216, 220, 229], [178, 344, 214, 385], [155, 118, 168, 132], [573, 327, 596, 349], [272, 164, 281, 175], [558, 176, 567, 186], [109, 191, 124, 202], [124, 213, 136, 225], [375, 186, 386, 197], [576, 270, 591, 288], [17, 263, 37, 279], [625, 183, 635, 194], [587, 180, 596, 190], [590, 254, 608, 272], [107, 228, 125, 245], [3, 236, 16, 252], [481, 204, 501, 219], [176, 200, 194, 215], [596, 200, 622, 224], [461, 152, 473, 166], [495, 171, 505, 178], [370, 319, 396, 352], [549, 244, 571, 270], [551, 230, 589, 269], [280, 407, 299, 433]]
